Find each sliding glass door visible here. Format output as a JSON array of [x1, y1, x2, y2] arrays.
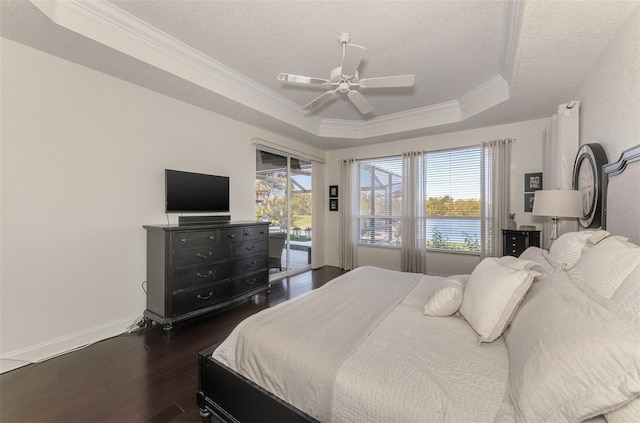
[[256, 149, 312, 279]]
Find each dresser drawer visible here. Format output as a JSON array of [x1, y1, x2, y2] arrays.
[[233, 254, 268, 276], [233, 270, 269, 296], [241, 225, 269, 241], [173, 282, 231, 316], [172, 262, 231, 292], [172, 230, 219, 249], [219, 228, 242, 244], [173, 245, 229, 267], [233, 239, 268, 259]]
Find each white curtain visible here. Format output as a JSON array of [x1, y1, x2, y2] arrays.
[[339, 159, 358, 270], [541, 102, 580, 248], [401, 151, 428, 273], [481, 139, 513, 258]]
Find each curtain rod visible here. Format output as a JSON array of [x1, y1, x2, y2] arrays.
[[337, 140, 517, 163]]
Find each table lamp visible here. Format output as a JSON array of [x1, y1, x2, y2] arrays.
[[532, 189, 582, 241]]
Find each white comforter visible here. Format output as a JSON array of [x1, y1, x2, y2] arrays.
[[213, 266, 510, 422]]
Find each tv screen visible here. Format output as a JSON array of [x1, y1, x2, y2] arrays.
[[165, 169, 230, 213]]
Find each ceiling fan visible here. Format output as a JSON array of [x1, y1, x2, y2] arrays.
[[277, 33, 415, 115]]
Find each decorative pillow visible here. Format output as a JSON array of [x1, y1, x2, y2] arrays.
[[504, 271, 640, 422], [498, 255, 537, 270], [423, 275, 468, 317], [612, 265, 640, 318], [571, 236, 640, 299], [549, 230, 610, 268], [518, 246, 565, 280], [459, 258, 539, 343], [606, 398, 640, 423]]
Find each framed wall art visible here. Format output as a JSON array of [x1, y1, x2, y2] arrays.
[[524, 192, 535, 213], [524, 172, 543, 192]]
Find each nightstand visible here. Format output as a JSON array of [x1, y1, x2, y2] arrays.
[[502, 230, 541, 257]]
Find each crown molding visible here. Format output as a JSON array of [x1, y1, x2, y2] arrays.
[[30, 0, 321, 134], [500, 0, 525, 84], [318, 75, 508, 140], [29, 0, 520, 141]]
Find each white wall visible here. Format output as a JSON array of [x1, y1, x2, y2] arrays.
[[324, 118, 549, 276], [575, 6, 639, 159], [0, 38, 324, 371]]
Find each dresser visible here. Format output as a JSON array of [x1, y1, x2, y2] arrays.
[[502, 229, 541, 257], [143, 221, 270, 330]]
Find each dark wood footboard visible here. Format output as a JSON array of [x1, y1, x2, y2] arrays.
[[197, 344, 318, 423]]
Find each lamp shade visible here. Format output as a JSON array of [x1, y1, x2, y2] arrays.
[[532, 190, 582, 218]]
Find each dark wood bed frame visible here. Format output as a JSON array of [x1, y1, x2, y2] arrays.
[[197, 343, 317, 423], [197, 144, 640, 423]]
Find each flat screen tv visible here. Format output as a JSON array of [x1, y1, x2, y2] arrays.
[[165, 169, 230, 213]]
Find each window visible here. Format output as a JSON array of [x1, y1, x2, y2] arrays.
[[357, 156, 402, 247], [423, 147, 481, 253], [355, 147, 481, 253]]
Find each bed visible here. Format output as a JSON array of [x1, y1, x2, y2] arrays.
[[197, 144, 640, 423]]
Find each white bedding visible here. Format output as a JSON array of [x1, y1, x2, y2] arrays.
[[213, 266, 510, 422]]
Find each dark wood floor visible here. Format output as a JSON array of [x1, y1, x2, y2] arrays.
[[0, 266, 346, 423]]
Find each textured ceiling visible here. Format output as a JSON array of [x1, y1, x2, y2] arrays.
[[110, 0, 503, 120], [1, 0, 638, 150]]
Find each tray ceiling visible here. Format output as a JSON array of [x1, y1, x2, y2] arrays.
[[1, 0, 637, 150]]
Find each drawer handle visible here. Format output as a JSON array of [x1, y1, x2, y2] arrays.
[[228, 234, 235, 239], [208, 235, 215, 240], [196, 252, 213, 259], [246, 244, 255, 251], [246, 278, 257, 285], [260, 230, 266, 234], [196, 271, 213, 278], [246, 261, 256, 267], [197, 292, 213, 300], [179, 238, 186, 243]]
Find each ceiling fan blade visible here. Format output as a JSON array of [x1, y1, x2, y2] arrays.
[[278, 73, 330, 85], [359, 74, 415, 88], [348, 91, 374, 115], [303, 90, 336, 110], [341, 44, 365, 77]]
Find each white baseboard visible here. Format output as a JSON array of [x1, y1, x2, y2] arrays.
[[0, 314, 141, 374]]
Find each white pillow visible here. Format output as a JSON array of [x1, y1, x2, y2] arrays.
[[571, 236, 640, 299], [423, 275, 467, 317], [459, 258, 539, 343], [612, 265, 640, 318], [606, 398, 640, 423], [498, 255, 537, 270], [518, 246, 565, 280], [549, 230, 610, 268], [504, 271, 640, 422]]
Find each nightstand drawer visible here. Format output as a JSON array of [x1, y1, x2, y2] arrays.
[[173, 282, 231, 315], [502, 229, 541, 257], [508, 236, 526, 252], [172, 230, 218, 249], [173, 246, 229, 267], [172, 262, 231, 292]]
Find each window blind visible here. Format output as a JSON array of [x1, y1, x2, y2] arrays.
[[424, 146, 481, 252]]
